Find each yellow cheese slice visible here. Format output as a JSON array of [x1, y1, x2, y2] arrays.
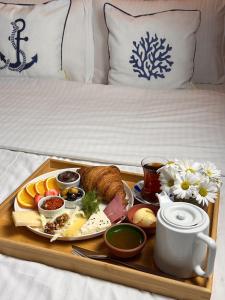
[[63, 216, 87, 237], [12, 211, 42, 227]]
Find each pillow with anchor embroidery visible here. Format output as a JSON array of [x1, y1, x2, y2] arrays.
[[104, 4, 201, 89], [0, 0, 71, 79]]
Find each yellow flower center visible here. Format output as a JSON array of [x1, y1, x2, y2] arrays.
[[186, 168, 195, 173], [167, 179, 174, 187], [199, 187, 208, 197], [181, 181, 190, 190], [206, 169, 212, 177]]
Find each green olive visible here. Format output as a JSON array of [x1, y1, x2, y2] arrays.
[[69, 187, 78, 194], [61, 188, 69, 196]]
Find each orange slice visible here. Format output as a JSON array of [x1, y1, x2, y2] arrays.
[[25, 182, 36, 198], [17, 188, 35, 209], [34, 180, 46, 195], [45, 177, 59, 191]]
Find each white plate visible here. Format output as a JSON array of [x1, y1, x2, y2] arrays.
[[132, 181, 159, 206], [14, 168, 134, 241]]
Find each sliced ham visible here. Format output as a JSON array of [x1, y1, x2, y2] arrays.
[[104, 195, 127, 223]]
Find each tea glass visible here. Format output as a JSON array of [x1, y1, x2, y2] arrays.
[[141, 157, 164, 204]]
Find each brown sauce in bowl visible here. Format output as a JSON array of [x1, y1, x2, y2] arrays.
[[106, 225, 144, 249]]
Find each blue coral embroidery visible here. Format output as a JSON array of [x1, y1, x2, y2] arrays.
[[129, 32, 173, 80], [0, 18, 38, 72]]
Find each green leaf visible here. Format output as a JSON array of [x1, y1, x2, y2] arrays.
[[81, 191, 100, 218]]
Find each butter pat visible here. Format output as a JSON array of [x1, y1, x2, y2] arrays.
[[12, 211, 42, 227]]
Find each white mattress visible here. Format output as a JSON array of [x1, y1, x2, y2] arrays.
[[0, 78, 225, 300]]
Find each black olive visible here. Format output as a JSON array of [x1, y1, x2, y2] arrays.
[[77, 191, 83, 198], [67, 192, 77, 201]]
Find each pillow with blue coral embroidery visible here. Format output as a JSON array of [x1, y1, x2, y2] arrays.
[[0, 0, 71, 79], [104, 4, 201, 89]]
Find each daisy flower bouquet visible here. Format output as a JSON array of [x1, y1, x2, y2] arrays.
[[158, 160, 222, 208]]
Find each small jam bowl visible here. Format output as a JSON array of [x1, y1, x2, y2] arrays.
[[127, 204, 158, 235], [38, 195, 65, 218], [104, 223, 147, 258], [62, 187, 85, 209], [56, 170, 80, 190]]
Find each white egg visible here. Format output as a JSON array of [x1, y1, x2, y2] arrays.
[[133, 208, 156, 228]]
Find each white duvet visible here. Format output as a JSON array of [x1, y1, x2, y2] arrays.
[[0, 78, 225, 300]]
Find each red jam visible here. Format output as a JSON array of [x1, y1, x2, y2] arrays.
[[41, 197, 64, 210]]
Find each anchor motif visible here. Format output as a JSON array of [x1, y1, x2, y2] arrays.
[[0, 18, 38, 72]]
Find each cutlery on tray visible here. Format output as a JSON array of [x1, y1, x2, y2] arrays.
[[72, 245, 151, 273]]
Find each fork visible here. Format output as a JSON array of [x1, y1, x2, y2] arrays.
[[72, 245, 151, 273]]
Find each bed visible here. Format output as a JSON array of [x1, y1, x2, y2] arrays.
[[0, 0, 225, 299]]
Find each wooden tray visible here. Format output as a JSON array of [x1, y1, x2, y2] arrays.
[[0, 159, 219, 300]]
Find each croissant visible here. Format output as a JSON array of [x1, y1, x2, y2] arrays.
[[78, 166, 126, 203]]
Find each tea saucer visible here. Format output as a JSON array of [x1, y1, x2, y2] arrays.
[[132, 181, 160, 206]]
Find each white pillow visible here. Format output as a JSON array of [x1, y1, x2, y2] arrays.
[[104, 4, 200, 88], [0, 0, 71, 79], [92, 0, 225, 84], [63, 0, 94, 82], [1, 0, 94, 82]]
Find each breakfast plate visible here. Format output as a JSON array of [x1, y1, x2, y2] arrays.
[[132, 181, 159, 206], [14, 168, 134, 241]]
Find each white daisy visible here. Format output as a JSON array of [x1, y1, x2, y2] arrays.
[[201, 161, 221, 180], [164, 160, 175, 167], [157, 159, 179, 174], [159, 167, 177, 194], [172, 173, 197, 200], [157, 159, 221, 207], [178, 159, 201, 175], [195, 179, 218, 206]]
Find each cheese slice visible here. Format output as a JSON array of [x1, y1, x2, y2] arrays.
[[12, 211, 42, 227], [49, 209, 86, 242], [62, 216, 87, 237], [80, 210, 111, 235]]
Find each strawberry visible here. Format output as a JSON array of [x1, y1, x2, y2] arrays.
[[45, 189, 59, 197], [34, 194, 43, 208]]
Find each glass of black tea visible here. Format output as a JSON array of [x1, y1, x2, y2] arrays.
[[141, 157, 164, 204]]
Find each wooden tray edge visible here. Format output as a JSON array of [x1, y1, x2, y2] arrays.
[[0, 237, 211, 300], [205, 192, 220, 291]]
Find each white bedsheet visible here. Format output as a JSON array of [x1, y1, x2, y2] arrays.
[[194, 83, 225, 93], [0, 78, 225, 300], [0, 78, 225, 170]]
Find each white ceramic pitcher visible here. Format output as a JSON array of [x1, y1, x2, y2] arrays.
[[154, 192, 216, 278]]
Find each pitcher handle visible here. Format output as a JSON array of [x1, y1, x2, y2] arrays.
[[194, 232, 216, 277]]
